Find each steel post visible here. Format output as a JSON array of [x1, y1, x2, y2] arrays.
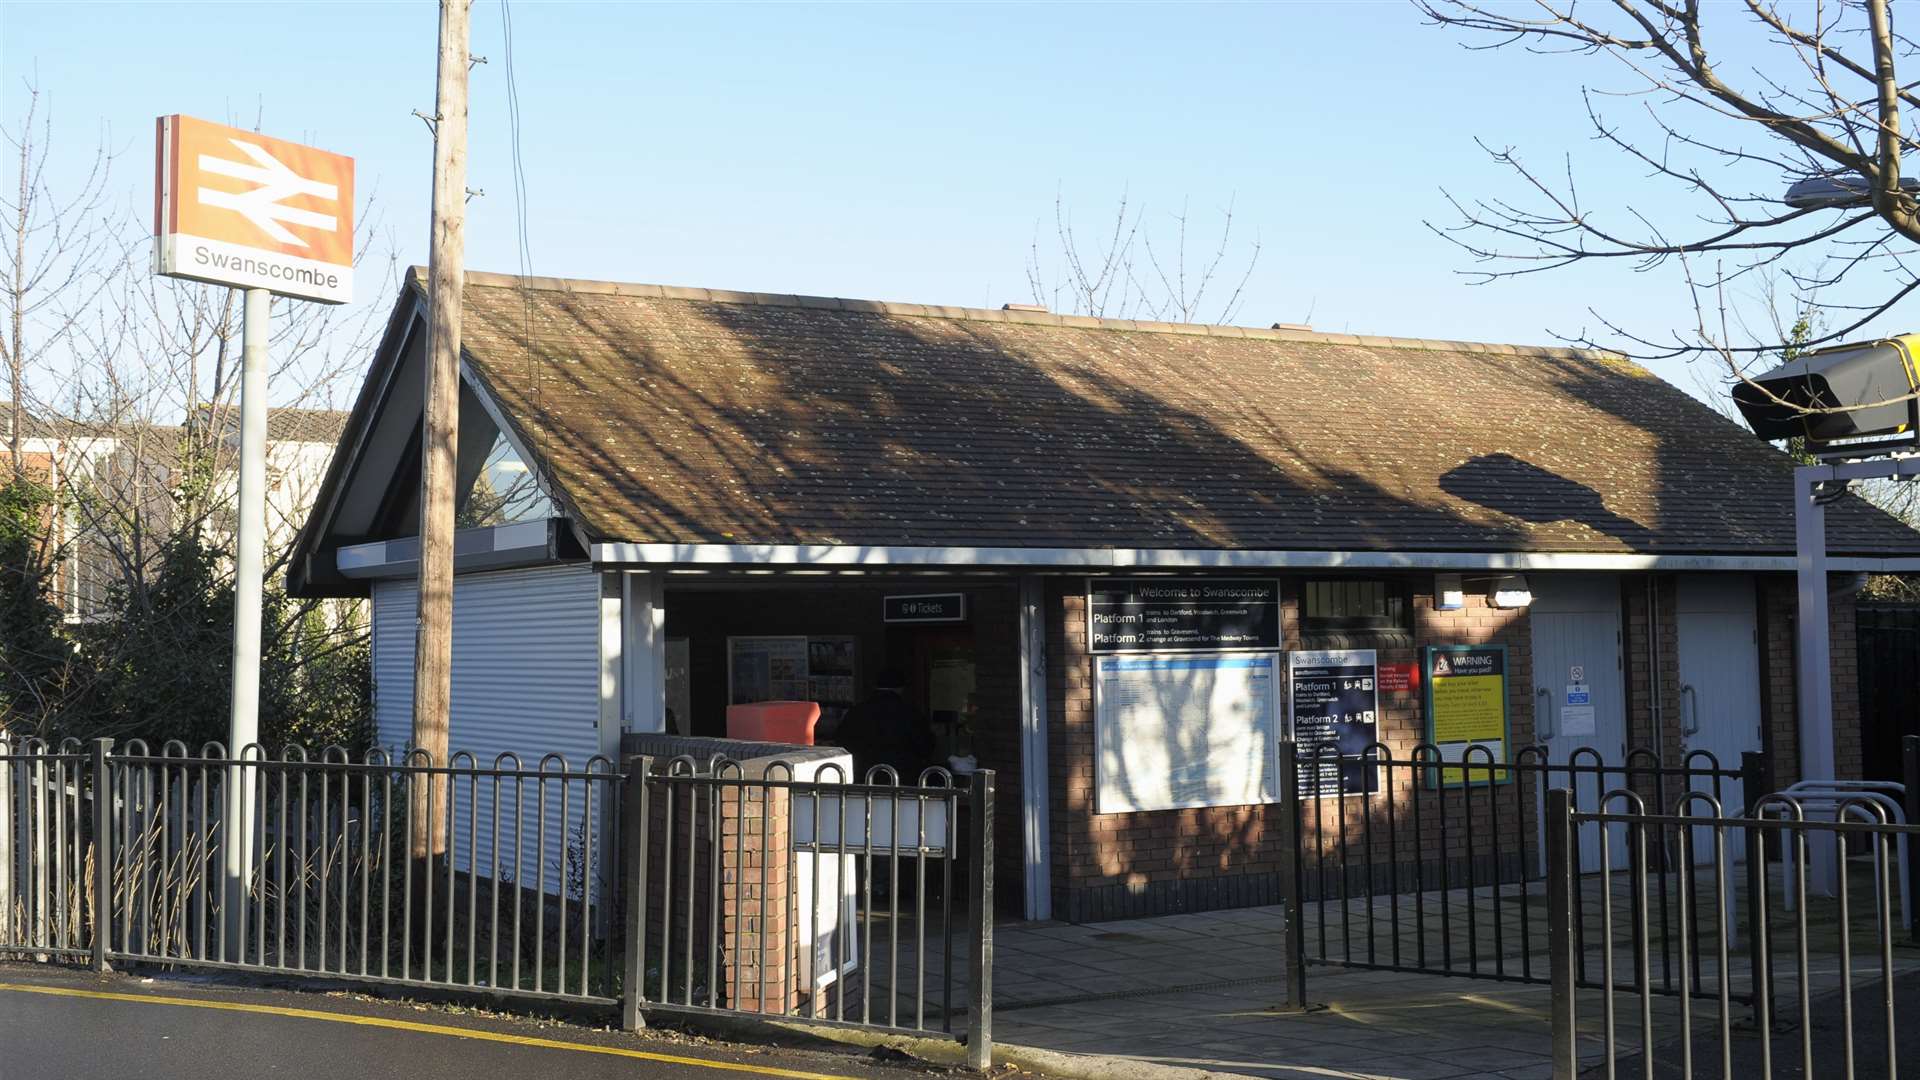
[[1277, 740, 1308, 1009], [1793, 465, 1841, 895], [620, 755, 652, 1031], [967, 770, 996, 1071], [90, 738, 112, 973], [1546, 788, 1574, 1080]]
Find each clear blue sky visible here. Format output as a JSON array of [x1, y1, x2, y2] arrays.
[[0, 2, 1875, 401]]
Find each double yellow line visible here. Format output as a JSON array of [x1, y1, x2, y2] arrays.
[[0, 981, 850, 1079]]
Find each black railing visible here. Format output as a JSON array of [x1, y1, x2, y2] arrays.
[[1546, 785, 1917, 1079], [0, 737, 995, 1067], [1278, 740, 1755, 1001]]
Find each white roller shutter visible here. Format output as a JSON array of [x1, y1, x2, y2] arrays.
[[367, 565, 606, 897]]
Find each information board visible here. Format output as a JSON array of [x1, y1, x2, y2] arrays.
[[1287, 649, 1381, 798], [1087, 579, 1280, 653], [1424, 644, 1512, 786], [1094, 653, 1278, 813]]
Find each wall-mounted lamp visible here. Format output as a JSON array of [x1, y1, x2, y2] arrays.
[[1435, 572, 1465, 610], [1491, 574, 1533, 609]]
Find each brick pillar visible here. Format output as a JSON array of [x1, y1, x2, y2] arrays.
[[720, 785, 794, 1012]]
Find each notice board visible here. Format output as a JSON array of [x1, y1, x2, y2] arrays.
[[1287, 649, 1381, 798], [1424, 644, 1512, 786], [1094, 653, 1278, 813], [728, 636, 810, 704]]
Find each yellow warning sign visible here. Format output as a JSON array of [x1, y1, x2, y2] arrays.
[[1425, 645, 1511, 786]]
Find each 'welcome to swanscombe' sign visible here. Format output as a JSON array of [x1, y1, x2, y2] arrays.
[[1087, 579, 1280, 654]]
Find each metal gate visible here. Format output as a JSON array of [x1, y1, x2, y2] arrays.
[[1279, 741, 1753, 1003]]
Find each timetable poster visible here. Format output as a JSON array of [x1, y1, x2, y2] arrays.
[[1288, 649, 1380, 798]]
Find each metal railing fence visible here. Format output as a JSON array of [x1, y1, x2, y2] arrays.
[[1279, 740, 1753, 1003], [97, 741, 622, 1003], [1546, 786, 1918, 1080], [0, 738, 995, 1067], [0, 739, 94, 963]]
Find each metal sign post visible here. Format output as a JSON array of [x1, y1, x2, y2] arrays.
[[221, 286, 270, 925], [155, 115, 354, 953]]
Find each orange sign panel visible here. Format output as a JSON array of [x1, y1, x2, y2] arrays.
[[154, 115, 354, 304]]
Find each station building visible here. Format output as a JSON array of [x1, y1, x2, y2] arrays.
[[289, 269, 1920, 922]]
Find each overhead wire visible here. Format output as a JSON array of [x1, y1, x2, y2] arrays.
[[500, 0, 538, 409]]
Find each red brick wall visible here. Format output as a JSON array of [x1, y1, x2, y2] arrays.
[[1758, 573, 1864, 792], [720, 785, 794, 1013], [964, 585, 1026, 908], [1830, 584, 1863, 782]]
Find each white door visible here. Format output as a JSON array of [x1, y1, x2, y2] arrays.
[[1531, 574, 1628, 872], [1677, 575, 1762, 863]]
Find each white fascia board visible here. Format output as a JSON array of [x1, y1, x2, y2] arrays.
[[588, 541, 1920, 573], [338, 519, 555, 577]]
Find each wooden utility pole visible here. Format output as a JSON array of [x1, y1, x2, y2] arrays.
[[413, 0, 469, 857]]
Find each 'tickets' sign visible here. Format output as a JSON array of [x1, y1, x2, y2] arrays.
[[1424, 644, 1513, 787], [154, 115, 354, 304], [1087, 578, 1280, 653], [1288, 649, 1380, 798], [883, 593, 966, 624]]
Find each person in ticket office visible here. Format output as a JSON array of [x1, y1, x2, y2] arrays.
[[833, 667, 935, 781]]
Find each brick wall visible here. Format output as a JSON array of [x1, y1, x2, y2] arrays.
[[720, 784, 794, 1012], [1620, 576, 1686, 811], [1758, 573, 1864, 791], [964, 585, 1026, 907], [1831, 584, 1863, 782]]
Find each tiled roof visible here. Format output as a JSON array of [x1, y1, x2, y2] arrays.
[[191, 405, 350, 444], [440, 270, 1920, 557], [1, 402, 58, 439]]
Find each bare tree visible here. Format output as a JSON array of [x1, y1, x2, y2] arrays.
[[1026, 190, 1263, 324], [0, 83, 397, 743], [1419, 0, 1920, 382], [0, 79, 113, 477]]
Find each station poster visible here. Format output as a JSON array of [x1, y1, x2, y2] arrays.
[[1423, 644, 1513, 787], [1287, 649, 1380, 798]]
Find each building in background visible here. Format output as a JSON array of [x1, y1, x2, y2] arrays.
[[16, 405, 348, 621]]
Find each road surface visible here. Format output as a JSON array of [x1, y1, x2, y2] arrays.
[[0, 964, 945, 1080]]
